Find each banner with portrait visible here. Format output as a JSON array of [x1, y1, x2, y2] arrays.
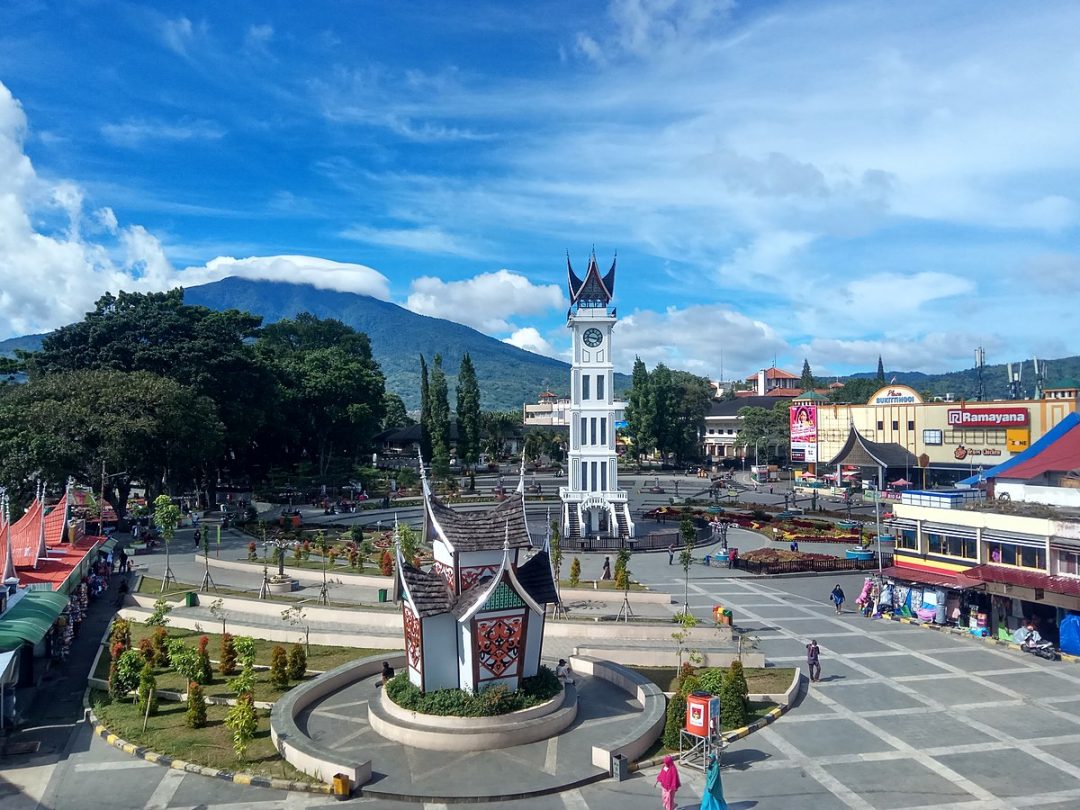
[[790, 404, 818, 463]]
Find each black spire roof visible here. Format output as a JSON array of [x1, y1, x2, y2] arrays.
[[567, 251, 616, 308]]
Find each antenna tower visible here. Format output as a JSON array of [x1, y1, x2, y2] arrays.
[[1006, 362, 1022, 400], [1033, 357, 1046, 400], [974, 347, 985, 402]]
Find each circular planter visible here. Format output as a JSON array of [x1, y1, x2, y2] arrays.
[[369, 681, 577, 752], [268, 578, 297, 594], [845, 548, 874, 561]]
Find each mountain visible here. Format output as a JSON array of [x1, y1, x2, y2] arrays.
[[842, 356, 1080, 401], [0, 332, 47, 356]]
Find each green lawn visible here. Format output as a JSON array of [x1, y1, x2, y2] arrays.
[[134, 575, 399, 610], [629, 666, 796, 694], [559, 579, 648, 592], [90, 689, 317, 783], [96, 623, 398, 684]]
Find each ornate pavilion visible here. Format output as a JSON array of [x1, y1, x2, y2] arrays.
[[395, 462, 559, 693]]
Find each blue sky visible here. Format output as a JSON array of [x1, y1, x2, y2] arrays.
[[2, 1, 1080, 381]]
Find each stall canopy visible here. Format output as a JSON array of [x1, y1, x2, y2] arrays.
[[0, 590, 68, 652]]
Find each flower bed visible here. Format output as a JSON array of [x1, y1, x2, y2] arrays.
[[385, 666, 561, 717]]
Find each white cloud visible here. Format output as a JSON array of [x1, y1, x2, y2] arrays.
[[615, 305, 787, 377], [341, 224, 487, 258], [406, 270, 564, 333], [100, 118, 226, 147], [244, 24, 274, 56], [180, 256, 391, 300], [160, 16, 202, 56], [503, 327, 558, 358]]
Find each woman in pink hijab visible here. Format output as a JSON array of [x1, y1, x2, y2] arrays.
[[655, 754, 681, 809]]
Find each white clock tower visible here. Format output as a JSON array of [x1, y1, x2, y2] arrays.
[[559, 252, 634, 543]]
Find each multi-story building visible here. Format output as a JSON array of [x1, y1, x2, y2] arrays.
[[790, 383, 1077, 486], [522, 391, 573, 427], [703, 396, 783, 462]]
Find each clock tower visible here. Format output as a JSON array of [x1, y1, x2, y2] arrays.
[[559, 252, 634, 543]]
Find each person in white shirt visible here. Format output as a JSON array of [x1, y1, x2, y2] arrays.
[[555, 659, 574, 684]]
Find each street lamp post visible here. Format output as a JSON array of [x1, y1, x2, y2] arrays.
[[874, 488, 883, 577]]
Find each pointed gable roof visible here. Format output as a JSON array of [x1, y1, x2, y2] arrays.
[[567, 251, 616, 307], [452, 542, 545, 622], [826, 426, 918, 469], [398, 561, 455, 618], [515, 549, 559, 605], [425, 492, 532, 553]]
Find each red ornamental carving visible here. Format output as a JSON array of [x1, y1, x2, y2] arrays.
[[403, 606, 422, 672], [433, 560, 455, 590], [460, 564, 499, 591], [476, 615, 523, 678]]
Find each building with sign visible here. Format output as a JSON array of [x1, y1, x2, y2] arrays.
[[790, 385, 1077, 486]]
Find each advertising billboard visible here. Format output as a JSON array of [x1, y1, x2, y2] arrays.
[[790, 404, 818, 463]]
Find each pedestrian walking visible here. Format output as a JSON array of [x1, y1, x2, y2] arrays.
[[117, 548, 128, 574], [701, 751, 729, 810], [601, 556, 612, 580], [806, 639, 821, 682], [114, 577, 130, 609], [193, 528, 202, 550], [790, 540, 799, 553], [830, 584, 846, 615], [667, 544, 675, 565], [655, 755, 681, 810]]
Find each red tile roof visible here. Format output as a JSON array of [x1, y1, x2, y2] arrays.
[[766, 388, 803, 397], [957, 564, 1080, 598], [17, 535, 101, 591], [745, 366, 798, 381]]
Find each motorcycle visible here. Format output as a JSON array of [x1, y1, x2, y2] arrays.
[[1020, 632, 1058, 661]]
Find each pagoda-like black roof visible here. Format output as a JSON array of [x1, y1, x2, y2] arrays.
[[515, 550, 559, 605], [826, 426, 919, 469], [400, 562, 454, 618], [427, 493, 532, 552], [567, 252, 616, 307]]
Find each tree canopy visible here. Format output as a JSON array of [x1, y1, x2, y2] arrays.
[[624, 359, 712, 462], [734, 405, 789, 464], [455, 352, 481, 471]]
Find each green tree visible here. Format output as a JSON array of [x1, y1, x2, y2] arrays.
[[255, 313, 386, 479], [419, 355, 432, 462], [679, 516, 696, 613], [455, 352, 482, 484], [480, 410, 519, 459], [828, 377, 880, 405], [625, 357, 656, 461], [663, 690, 687, 750], [137, 660, 158, 716], [735, 405, 789, 464], [153, 495, 181, 590], [186, 681, 207, 729], [23, 289, 275, 486], [569, 557, 581, 587], [225, 694, 258, 760], [382, 392, 412, 429], [800, 358, 814, 390], [429, 355, 452, 479], [270, 645, 290, 688], [287, 643, 307, 681], [876, 356, 886, 383], [720, 660, 750, 729], [614, 546, 631, 591], [0, 370, 222, 522]]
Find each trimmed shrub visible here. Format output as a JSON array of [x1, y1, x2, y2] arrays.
[[247, 541, 257, 561], [186, 682, 207, 728], [111, 649, 145, 698], [663, 691, 687, 750], [270, 645, 289, 688], [167, 639, 204, 684], [137, 661, 158, 716], [287, 643, 307, 681], [384, 666, 561, 717], [137, 637, 156, 668], [569, 557, 581, 587], [219, 633, 237, 676], [197, 636, 213, 684], [151, 627, 169, 666], [379, 549, 393, 576], [696, 667, 725, 696], [109, 618, 131, 651], [720, 660, 749, 730], [224, 693, 257, 760]]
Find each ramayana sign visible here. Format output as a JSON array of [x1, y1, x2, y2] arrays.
[[947, 408, 1029, 428]]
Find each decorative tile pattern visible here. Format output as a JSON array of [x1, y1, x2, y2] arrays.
[[475, 614, 523, 678], [482, 581, 526, 612], [403, 603, 422, 672], [460, 564, 499, 591]]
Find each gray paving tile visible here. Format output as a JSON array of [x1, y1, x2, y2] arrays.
[[854, 652, 953, 678], [886, 711, 997, 749], [903, 674, 1014, 706], [739, 604, 815, 619], [935, 748, 1080, 797], [924, 647, 1025, 671], [1037, 742, 1080, 770], [823, 757, 978, 807], [961, 703, 1080, 740], [756, 637, 817, 658], [789, 691, 842, 716], [800, 658, 866, 683], [814, 682, 927, 713], [816, 632, 894, 655], [1049, 699, 1080, 719], [712, 763, 852, 810], [980, 670, 1080, 698], [768, 717, 900, 757]]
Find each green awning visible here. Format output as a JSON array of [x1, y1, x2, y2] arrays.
[[0, 590, 68, 652]]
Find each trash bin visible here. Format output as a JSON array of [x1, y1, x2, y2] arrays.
[[332, 773, 352, 799], [184, 592, 198, 607], [377, 588, 388, 603], [610, 753, 629, 781]]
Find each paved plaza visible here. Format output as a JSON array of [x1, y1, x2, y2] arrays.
[[5, 475, 1080, 808]]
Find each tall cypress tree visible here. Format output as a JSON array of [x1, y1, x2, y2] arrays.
[[419, 355, 432, 462], [625, 357, 656, 462], [429, 355, 452, 478], [876, 356, 886, 383], [800, 358, 814, 390], [455, 352, 481, 487]]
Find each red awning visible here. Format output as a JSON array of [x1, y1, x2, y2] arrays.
[[881, 565, 965, 589], [956, 564, 1080, 598]]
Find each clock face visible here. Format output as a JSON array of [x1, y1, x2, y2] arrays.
[[583, 328, 604, 348]]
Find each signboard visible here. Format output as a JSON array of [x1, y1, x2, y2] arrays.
[[947, 408, 1029, 428], [1006, 428, 1030, 453], [789, 404, 818, 463], [868, 385, 923, 406]]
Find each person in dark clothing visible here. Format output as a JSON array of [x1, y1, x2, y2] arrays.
[[114, 578, 130, 608], [830, 584, 846, 615], [193, 528, 202, 549], [117, 549, 128, 574], [381, 661, 395, 684], [667, 544, 675, 565], [806, 639, 821, 682], [601, 557, 612, 580]]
